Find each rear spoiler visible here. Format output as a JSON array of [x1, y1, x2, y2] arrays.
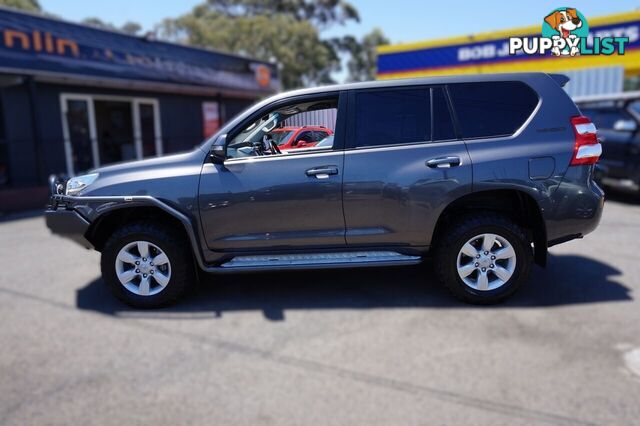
[[549, 73, 570, 87]]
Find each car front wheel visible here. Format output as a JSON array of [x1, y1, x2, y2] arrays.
[[101, 222, 195, 308]]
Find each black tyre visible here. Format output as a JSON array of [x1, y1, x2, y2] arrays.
[[101, 221, 195, 308], [434, 214, 533, 304]]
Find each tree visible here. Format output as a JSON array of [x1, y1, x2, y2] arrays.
[[157, 0, 360, 89], [81, 17, 143, 35], [338, 28, 390, 82], [0, 0, 41, 12], [120, 22, 142, 36]]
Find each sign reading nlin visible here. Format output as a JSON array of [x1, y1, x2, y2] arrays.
[[3, 28, 79, 56]]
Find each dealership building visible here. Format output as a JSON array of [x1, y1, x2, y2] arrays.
[[0, 7, 279, 211], [377, 10, 640, 96]]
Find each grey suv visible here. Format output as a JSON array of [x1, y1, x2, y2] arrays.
[[46, 73, 604, 307]]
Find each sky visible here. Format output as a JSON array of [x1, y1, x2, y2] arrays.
[[38, 0, 640, 80], [39, 0, 640, 43]]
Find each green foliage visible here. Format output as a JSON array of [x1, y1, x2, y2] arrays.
[[0, 0, 41, 12], [341, 28, 390, 82], [158, 0, 369, 89], [81, 17, 143, 35]]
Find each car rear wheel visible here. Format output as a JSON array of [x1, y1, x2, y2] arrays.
[[434, 214, 533, 304], [101, 222, 194, 308]]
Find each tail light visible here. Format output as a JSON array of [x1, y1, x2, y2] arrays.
[[570, 116, 601, 166]]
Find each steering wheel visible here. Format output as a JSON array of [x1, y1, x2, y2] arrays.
[[270, 140, 282, 155]]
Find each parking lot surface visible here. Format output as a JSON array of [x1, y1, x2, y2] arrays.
[[1, 193, 640, 425]]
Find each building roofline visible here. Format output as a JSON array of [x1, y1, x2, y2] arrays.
[[0, 4, 277, 67]]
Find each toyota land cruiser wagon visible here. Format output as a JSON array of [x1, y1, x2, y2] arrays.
[[46, 73, 604, 307]]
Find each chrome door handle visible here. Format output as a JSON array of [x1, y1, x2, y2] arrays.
[[426, 156, 461, 168], [306, 166, 338, 179]]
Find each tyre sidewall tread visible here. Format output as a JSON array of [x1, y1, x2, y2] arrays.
[[435, 214, 533, 304], [101, 222, 194, 308]]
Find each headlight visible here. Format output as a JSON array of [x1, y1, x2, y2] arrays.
[[65, 173, 99, 195]]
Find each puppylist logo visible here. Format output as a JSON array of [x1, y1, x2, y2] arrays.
[[509, 7, 629, 57]]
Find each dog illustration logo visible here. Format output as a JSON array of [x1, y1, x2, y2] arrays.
[[542, 7, 589, 56]]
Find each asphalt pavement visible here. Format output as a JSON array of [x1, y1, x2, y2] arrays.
[[1, 191, 639, 425]]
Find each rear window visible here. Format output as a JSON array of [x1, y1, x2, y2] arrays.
[[448, 82, 539, 139]]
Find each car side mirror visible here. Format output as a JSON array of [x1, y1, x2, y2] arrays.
[[613, 119, 637, 132], [210, 134, 227, 164]]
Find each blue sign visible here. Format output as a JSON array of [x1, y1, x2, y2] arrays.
[[0, 7, 279, 92], [378, 17, 640, 75]]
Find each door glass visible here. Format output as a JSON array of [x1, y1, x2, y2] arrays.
[[139, 103, 157, 157], [355, 88, 431, 148], [66, 99, 94, 174], [227, 98, 338, 158], [94, 100, 135, 165]]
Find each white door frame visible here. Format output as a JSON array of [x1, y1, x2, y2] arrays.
[[60, 93, 163, 176], [60, 94, 98, 177]]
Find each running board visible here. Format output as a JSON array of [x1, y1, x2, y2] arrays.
[[220, 251, 421, 270]]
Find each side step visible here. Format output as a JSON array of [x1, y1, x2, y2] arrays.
[[220, 251, 421, 270]]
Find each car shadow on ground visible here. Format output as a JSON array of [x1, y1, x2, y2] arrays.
[[76, 254, 631, 321]]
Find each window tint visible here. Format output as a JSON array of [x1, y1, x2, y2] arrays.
[[448, 82, 538, 139], [355, 89, 430, 147], [314, 131, 329, 141], [297, 131, 313, 143], [432, 88, 456, 141]]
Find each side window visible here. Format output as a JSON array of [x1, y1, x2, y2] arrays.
[[314, 131, 329, 141], [355, 88, 430, 148], [448, 81, 539, 139], [227, 97, 339, 158], [432, 88, 456, 141], [295, 131, 313, 145]]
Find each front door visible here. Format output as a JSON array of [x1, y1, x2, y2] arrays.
[[198, 93, 346, 252]]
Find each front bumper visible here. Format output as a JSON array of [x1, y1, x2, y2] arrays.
[[45, 175, 93, 249], [45, 207, 93, 249]]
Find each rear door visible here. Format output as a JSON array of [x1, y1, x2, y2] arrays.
[[342, 86, 472, 248]]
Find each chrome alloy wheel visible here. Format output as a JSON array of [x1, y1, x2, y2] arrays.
[[115, 241, 171, 296], [456, 233, 516, 291]]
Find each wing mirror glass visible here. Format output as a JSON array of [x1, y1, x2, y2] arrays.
[[613, 119, 637, 132], [210, 134, 227, 164]]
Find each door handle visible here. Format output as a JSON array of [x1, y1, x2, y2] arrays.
[[426, 156, 461, 168], [306, 166, 339, 179]]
